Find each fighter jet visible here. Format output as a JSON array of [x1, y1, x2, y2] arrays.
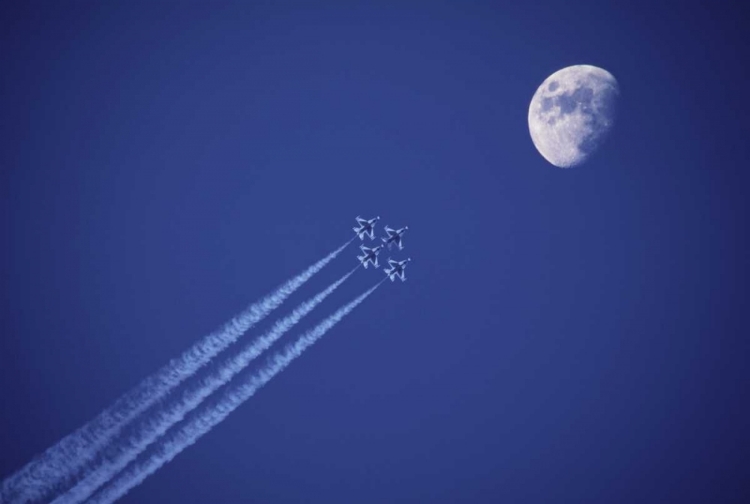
[[381, 225, 408, 250], [357, 244, 384, 269], [353, 216, 380, 240], [384, 258, 411, 282]]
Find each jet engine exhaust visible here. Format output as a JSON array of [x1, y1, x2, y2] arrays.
[[88, 281, 384, 504], [53, 265, 360, 504], [0, 241, 351, 504]]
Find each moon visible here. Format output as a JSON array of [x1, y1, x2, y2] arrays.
[[528, 65, 619, 168]]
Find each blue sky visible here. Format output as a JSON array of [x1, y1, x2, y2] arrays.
[[1, 2, 747, 503]]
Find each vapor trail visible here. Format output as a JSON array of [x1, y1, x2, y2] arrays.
[[54, 266, 359, 504], [0, 240, 351, 504], [89, 281, 383, 504]]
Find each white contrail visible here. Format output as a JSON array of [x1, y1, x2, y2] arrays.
[[0, 240, 351, 504], [54, 266, 359, 504], [89, 281, 383, 504]]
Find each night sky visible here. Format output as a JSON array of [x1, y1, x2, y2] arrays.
[[1, 2, 748, 503]]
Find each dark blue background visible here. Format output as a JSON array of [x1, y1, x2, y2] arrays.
[[2, 2, 748, 502]]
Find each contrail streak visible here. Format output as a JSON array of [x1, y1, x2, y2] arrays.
[[89, 281, 383, 504], [54, 266, 359, 504], [0, 240, 351, 504]]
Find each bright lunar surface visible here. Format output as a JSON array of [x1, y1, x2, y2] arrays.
[[528, 65, 620, 168]]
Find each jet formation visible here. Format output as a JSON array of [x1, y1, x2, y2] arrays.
[[354, 216, 411, 281]]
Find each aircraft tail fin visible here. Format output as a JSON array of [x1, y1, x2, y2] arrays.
[[357, 255, 370, 268]]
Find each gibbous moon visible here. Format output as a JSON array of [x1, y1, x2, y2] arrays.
[[528, 65, 619, 168]]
